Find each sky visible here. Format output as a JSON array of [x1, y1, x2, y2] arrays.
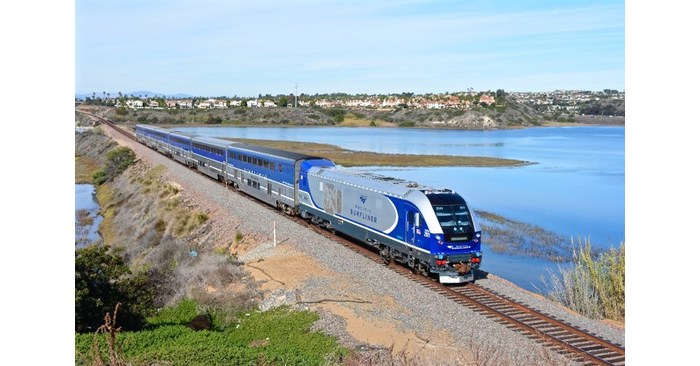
[[75, 0, 625, 97]]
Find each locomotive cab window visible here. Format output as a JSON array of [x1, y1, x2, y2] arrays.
[[427, 193, 474, 241]]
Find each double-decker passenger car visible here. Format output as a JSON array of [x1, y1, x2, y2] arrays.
[[167, 130, 198, 167], [225, 143, 335, 215], [191, 136, 232, 181], [135, 124, 170, 154]]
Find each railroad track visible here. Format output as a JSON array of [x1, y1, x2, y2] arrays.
[[302, 223, 625, 366], [88, 114, 625, 366]]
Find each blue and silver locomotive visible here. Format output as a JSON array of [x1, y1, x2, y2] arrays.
[[298, 167, 482, 283]]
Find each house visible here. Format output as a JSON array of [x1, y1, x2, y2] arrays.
[[479, 95, 496, 106], [126, 100, 143, 109], [197, 100, 213, 108], [176, 100, 193, 109]]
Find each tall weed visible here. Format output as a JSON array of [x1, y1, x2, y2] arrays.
[[540, 239, 625, 322]]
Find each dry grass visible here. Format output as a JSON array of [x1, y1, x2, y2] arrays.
[[229, 138, 531, 167], [338, 113, 394, 127], [539, 239, 625, 322], [89, 303, 126, 366], [76, 156, 103, 183], [476, 210, 575, 261]]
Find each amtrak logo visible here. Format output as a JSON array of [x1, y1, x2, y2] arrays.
[[359, 195, 367, 204]]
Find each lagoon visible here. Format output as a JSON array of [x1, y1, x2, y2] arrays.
[[173, 125, 624, 292]]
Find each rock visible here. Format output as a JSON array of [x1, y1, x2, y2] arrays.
[[188, 314, 212, 331]]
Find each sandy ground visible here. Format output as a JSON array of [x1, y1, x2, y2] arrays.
[[240, 241, 470, 360]]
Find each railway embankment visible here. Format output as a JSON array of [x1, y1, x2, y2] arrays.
[[76, 124, 625, 365]]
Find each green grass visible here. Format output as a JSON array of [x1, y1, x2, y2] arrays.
[[539, 239, 625, 322], [76, 299, 348, 366]]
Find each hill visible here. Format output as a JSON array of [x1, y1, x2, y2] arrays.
[[77, 97, 624, 130]]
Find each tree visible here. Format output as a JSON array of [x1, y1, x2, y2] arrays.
[[278, 95, 288, 107], [75, 245, 155, 332], [206, 115, 222, 124], [496, 89, 506, 103]]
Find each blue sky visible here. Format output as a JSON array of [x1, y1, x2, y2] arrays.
[[75, 0, 624, 97]]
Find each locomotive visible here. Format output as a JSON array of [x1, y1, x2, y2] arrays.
[[135, 124, 482, 283]]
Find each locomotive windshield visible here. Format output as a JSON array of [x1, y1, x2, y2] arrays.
[[426, 193, 475, 242]]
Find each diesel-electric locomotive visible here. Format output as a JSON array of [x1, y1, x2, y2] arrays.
[[134, 124, 482, 283]]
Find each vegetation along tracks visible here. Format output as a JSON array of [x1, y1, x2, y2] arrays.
[[92, 114, 625, 366]]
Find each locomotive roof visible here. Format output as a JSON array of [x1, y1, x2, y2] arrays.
[[311, 167, 454, 198], [231, 142, 326, 162]]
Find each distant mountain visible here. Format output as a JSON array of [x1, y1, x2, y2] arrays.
[[75, 91, 194, 100]]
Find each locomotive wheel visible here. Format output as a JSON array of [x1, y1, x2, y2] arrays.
[[418, 263, 428, 277], [380, 247, 392, 265]]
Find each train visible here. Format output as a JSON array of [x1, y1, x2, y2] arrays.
[[134, 124, 482, 284]]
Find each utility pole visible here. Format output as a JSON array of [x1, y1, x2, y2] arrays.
[[295, 83, 298, 108]]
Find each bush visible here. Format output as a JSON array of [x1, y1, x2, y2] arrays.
[[322, 108, 346, 123], [92, 170, 108, 185], [206, 115, 222, 124], [75, 245, 156, 332], [540, 239, 625, 322], [104, 146, 136, 181]]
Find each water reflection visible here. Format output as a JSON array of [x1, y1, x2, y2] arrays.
[[75, 184, 103, 247]]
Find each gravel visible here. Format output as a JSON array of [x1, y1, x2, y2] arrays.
[[102, 124, 624, 365]]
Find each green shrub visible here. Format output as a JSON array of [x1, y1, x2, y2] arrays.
[[92, 169, 108, 185], [75, 245, 156, 333], [104, 146, 136, 181]]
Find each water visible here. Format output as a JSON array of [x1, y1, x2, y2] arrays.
[[75, 183, 103, 247], [175, 125, 625, 292]]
